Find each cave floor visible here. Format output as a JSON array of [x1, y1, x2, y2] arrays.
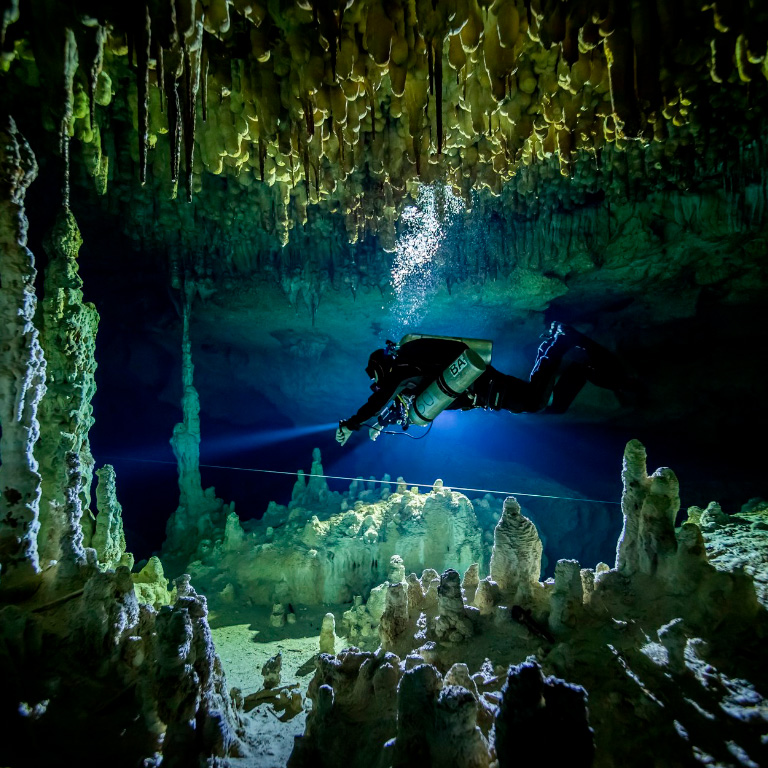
[[209, 603, 345, 768]]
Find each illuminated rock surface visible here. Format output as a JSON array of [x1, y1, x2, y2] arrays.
[[283, 440, 768, 768]]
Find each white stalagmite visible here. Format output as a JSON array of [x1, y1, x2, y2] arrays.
[[192, 459, 485, 605], [489, 496, 543, 604], [0, 116, 46, 597], [320, 612, 338, 654], [132, 555, 173, 609], [616, 438, 680, 578]]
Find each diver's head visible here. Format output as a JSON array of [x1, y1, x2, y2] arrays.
[[366, 347, 393, 384]]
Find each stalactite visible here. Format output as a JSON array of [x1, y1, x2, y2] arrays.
[[77, 23, 106, 131], [435, 38, 443, 155], [201, 43, 208, 122], [164, 48, 182, 188], [156, 42, 165, 113], [181, 42, 201, 203], [137, 3, 152, 186]]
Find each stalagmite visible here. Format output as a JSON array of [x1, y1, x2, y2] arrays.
[[491, 660, 594, 767], [36, 207, 99, 568], [92, 464, 131, 571], [262, 652, 283, 689], [0, 117, 46, 597], [320, 612, 337, 654], [163, 279, 226, 567], [434, 568, 474, 643], [489, 496, 543, 605], [132, 555, 173, 608], [54, 451, 90, 589], [616, 439, 680, 578], [379, 581, 410, 655], [548, 558, 584, 633]]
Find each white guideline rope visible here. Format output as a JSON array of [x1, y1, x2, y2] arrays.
[[105, 456, 621, 505]]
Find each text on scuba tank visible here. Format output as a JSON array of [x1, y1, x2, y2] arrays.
[[449, 355, 468, 377]]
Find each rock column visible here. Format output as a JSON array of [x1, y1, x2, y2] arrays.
[[489, 497, 543, 605], [616, 439, 680, 578], [164, 281, 224, 564], [93, 463, 130, 571], [0, 117, 46, 596], [36, 207, 99, 565]]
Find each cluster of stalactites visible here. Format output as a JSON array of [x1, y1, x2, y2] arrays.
[[5, 0, 768, 242]]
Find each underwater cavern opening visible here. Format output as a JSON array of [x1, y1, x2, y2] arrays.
[[2, 0, 768, 766]]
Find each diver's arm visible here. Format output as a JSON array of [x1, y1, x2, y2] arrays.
[[341, 374, 402, 430]]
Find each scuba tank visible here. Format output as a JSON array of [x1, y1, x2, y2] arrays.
[[408, 347, 487, 426], [399, 333, 493, 365]]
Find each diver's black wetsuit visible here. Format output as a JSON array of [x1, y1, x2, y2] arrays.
[[341, 328, 628, 431]]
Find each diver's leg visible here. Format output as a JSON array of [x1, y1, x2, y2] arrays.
[[471, 368, 531, 412], [545, 363, 589, 414], [522, 327, 577, 411], [557, 324, 640, 396]]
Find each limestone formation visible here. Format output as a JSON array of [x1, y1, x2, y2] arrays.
[[282, 440, 768, 767], [262, 652, 283, 689], [289, 649, 400, 767], [434, 569, 475, 644], [36, 207, 99, 567], [53, 451, 89, 590], [461, 563, 480, 604], [616, 439, 680, 579], [695, 498, 768, 609], [548, 559, 584, 634], [184, 453, 484, 606], [393, 669, 490, 768], [320, 612, 338, 655], [491, 660, 594, 768], [151, 581, 245, 766], [270, 602, 287, 628], [489, 496, 543, 605], [473, 578, 500, 616], [131, 555, 174, 610], [92, 464, 131, 572], [163, 283, 230, 569], [4, 0, 768, 249], [0, 117, 46, 597], [379, 582, 411, 656]]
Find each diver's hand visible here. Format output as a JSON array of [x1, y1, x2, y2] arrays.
[[336, 424, 353, 446], [368, 425, 381, 442]]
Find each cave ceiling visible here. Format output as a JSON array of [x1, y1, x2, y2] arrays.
[[2, 0, 768, 254], [2, 0, 768, 505]]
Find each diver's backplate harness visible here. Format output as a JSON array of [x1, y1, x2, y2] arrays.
[[375, 334, 492, 433]]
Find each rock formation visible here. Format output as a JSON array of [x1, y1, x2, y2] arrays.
[[183, 453, 484, 606], [36, 207, 99, 567], [163, 281, 230, 570], [92, 463, 131, 572], [0, 116, 46, 598], [1, 2, 767, 765], [285, 439, 768, 767], [0, 125, 250, 766]]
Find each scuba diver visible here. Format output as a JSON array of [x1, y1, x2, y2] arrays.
[[335, 323, 640, 446]]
